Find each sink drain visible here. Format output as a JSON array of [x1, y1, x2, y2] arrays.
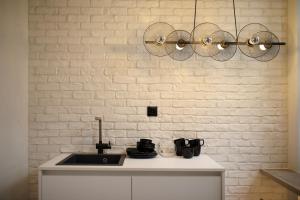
[[102, 158, 108, 164]]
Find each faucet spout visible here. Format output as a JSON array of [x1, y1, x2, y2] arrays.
[[95, 117, 111, 154], [95, 117, 102, 144]]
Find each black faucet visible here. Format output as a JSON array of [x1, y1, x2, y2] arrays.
[[95, 117, 111, 154]]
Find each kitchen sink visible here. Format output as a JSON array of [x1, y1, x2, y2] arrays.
[[56, 154, 126, 166]]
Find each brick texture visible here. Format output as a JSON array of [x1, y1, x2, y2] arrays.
[[29, 0, 288, 199]]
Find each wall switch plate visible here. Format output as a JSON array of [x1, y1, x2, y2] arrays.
[[147, 106, 157, 117]]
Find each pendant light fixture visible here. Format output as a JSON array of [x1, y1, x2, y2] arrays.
[[165, 30, 195, 61], [209, 30, 237, 62], [143, 0, 286, 62], [143, 22, 175, 57], [191, 22, 221, 57]]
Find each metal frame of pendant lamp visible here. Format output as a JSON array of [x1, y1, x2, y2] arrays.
[[143, 0, 286, 62]]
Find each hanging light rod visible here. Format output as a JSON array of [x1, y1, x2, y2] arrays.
[[144, 41, 286, 46]]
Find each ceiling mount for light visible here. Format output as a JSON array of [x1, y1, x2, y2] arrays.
[[143, 0, 286, 62]]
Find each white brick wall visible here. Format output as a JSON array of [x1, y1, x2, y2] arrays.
[[29, 0, 288, 199]]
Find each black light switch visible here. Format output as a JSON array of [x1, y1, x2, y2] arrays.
[[147, 106, 157, 117]]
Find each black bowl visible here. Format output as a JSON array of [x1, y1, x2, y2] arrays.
[[137, 141, 155, 152]]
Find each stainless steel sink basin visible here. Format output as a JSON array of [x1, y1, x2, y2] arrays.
[[56, 154, 126, 166]]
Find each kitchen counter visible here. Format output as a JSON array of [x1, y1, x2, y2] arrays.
[[261, 169, 300, 199], [39, 154, 225, 200], [40, 154, 225, 172]]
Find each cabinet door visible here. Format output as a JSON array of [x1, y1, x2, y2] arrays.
[[42, 173, 131, 200], [132, 175, 221, 200]]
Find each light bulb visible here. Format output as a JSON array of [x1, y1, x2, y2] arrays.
[[217, 44, 224, 50], [259, 44, 267, 51], [176, 44, 184, 51], [202, 36, 212, 45], [249, 35, 260, 45], [156, 36, 166, 45]]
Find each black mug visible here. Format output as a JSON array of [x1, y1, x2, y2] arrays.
[[174, 138, 205, 157], [174, 138, 185, 156], [182, 147, 194, 159], [189, 139, 204, 156]]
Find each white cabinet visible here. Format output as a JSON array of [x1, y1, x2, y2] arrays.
[[132, 175, 222, 200], [41, 172, 223, 200], [39, 155, 225, 200], [41, 172, 131, 200]]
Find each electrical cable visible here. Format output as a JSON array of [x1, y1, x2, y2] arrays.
[[193, 0, 198, 31], [232, 0, 238, 39]]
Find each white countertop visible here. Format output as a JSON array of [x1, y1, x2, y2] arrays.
[[39, 154, 224, 172]]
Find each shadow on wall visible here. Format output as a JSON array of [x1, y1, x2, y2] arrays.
[[0, 176, 28, 200]]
